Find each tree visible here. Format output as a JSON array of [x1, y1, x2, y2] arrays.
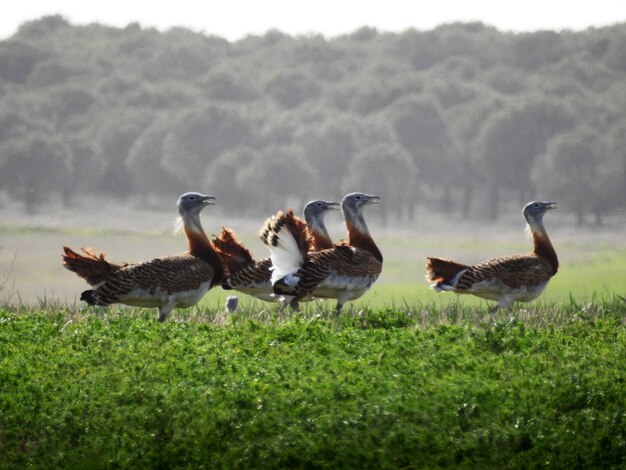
[[387, 94, 458, 208], [200, 69, 261, 102], [96, 110, 153, 198], [127, 118, 184, 201], [0, 40, 48, 83], [161, 104, 254, 186], [27, 59, 81, 88], [342, 141, 418, 223], [604, 122, 626, 216], [293, 113, 361, 196], [236, 145, 316, 213], [0, 133, 72, 212], [264, 70, 322, 109], [14, 15, 71, 41], [203, 147, 258, 214], [477, 97, 576, 218], [509, 31, 567, 70], [37, 84, 99, 129], [531, 127, 619, 225]]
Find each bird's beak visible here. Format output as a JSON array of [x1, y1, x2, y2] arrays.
[[545, 201, 557, 210], [326, 202, 341, 210], [202, 195, 217, 205], [367, 195, 381, 204]]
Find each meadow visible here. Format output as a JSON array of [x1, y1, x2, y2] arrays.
[[1, 300, 625, 468], [1, 205, 625, 468]]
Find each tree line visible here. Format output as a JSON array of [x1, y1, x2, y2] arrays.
[[0, 16, 625, 224]]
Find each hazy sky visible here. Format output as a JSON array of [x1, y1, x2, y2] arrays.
[[2, 0, 625, 41]]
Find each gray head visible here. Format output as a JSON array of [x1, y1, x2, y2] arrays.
[[341, 192, 381, 232], [303, 200, 340, 225], [523, 201, 557, 224], [177, 192, 216, 216], [341, 192, 380, 216]]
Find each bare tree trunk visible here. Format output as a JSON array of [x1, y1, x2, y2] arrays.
[[462, 184, 473, 219], [594, 211, 603, 226], [488, 184, 499, 220]]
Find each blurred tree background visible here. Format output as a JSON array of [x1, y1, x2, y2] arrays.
[[0, 16, 624, 224]]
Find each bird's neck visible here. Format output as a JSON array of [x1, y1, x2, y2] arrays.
[[346, 216, 383, 263], [528, 220, 558, 275], [183, 214, 224, 285], [308, 221, 334, 251]]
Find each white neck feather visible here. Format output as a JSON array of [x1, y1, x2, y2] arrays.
[[173, 216, 184, 236]]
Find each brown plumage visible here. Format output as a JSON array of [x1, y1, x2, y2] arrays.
[[262, 192, 383, 314], [212, 227, 256, 278], [212, 227, 275, 301], [62, 192, 223, 322], [426, 201, 558, 309], [216, 200, 339, 302], [62, 247, 128, 286]]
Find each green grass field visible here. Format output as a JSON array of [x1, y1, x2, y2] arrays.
[[1, 300, 625, 468]]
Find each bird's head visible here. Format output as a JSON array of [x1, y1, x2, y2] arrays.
[[341, 192, 381, 216], [303, 200, 340, 223], [341, 192, 381, 233], [177, 192, 216, 216], [523, 201, 557, 223]]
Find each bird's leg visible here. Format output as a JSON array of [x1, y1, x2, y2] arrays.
[[333, 302, 343, 318], [158, 301, 175, 322], [290, 296, 300, 312], [496, 297, 515, 310]]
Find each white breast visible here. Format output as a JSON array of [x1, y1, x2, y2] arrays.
[[311, 272, 378, 301], [467, 279, 550, 303], [119, 281, 212, 309]]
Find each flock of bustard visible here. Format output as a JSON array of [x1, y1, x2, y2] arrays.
[[63, 192, 558, 322]]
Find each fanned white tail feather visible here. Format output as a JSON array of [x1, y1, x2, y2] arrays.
[[267, 228, 304, 285]]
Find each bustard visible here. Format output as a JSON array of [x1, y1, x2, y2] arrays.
[[261, 192, 383, 314], [62, 192, 223, 322], [426, 201, 558, 309], [215, 200, 339, 302]]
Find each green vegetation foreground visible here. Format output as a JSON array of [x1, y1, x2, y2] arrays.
[[1, 300, 625, 468]]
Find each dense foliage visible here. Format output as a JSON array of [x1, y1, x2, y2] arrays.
[[0, 301, 625, 468], [0, 16, 625, 222]]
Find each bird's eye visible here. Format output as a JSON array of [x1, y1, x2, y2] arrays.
[[533, 202, 540, 208], [316, 202, 322, 207], [189, 196, 195, 200], [355, 195, 362, 200]]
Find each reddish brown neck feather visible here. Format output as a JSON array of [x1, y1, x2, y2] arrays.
[[532, 228, 558, 275], [347, 224, 383, 263], [185, 226, 224, 285], [310, 228, 334, 251]]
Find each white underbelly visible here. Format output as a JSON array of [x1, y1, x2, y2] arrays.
[[235, 285, 276, 302], [311, 273, 378, 301], [119, 282, 212, 309], [466, 279, 550, 302]]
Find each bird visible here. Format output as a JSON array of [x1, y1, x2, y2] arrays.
[[426, 201, 558, 309], [304, 199, 340, 251], [225, 296, 239, 313], [62, 192, 224, 322], [214, 200, 339, 302], [261, 192, 383, 314]]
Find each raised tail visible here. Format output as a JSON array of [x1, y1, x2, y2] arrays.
[[211, 227, 256, 277], [425, 257, 470, 291], [62, 246, 125, 286], [259, 209, 312, 284]]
